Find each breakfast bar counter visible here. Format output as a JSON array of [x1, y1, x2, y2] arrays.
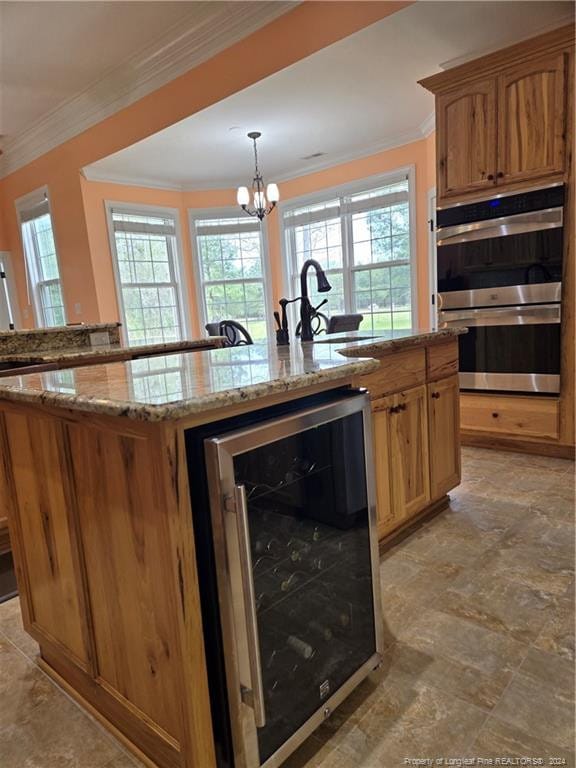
[[0, 328, 463, 768]]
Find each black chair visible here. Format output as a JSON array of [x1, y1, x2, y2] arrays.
[[326, 314, 364, 334], [205, 320, 253, 347]]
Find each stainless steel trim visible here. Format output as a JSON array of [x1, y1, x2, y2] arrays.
[[459, 371, 560, 394], [440, 303, 561, 327], [435, 181, 563, 210], [205, 393, 382, 768], [261, 652, 381, 768], [436, 207, 563, 244], [439, 283, 562, 310], [234, 483, 266, 728]]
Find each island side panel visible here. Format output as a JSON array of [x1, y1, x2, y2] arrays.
[[0, 401, 217, 768], [0, 408, 94, 671]]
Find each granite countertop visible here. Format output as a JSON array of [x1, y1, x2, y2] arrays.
[[0, 322, 121, 340], [0, 343, 379, 422], [326, 327, 467, 358], [0, 337, 224, 364]]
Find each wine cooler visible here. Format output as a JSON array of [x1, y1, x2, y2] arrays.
[[186, 390, 383, 768]]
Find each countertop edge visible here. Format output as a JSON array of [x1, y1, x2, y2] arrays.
[[336, 327, 467, 358], [0, 357, 379, 422]]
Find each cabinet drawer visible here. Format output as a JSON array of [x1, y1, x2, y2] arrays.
[[427, 341, 459, 381], [360, 349, 426, 399], [461, 393, 559, 439]]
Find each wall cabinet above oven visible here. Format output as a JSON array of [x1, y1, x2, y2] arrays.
[[420, 27, 573, 204]]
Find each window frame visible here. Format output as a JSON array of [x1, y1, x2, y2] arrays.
[[279, 166, 418, 332], [15, 186, 67, 328], [105, 201, 191, 345], [188, 206, 274, 342]]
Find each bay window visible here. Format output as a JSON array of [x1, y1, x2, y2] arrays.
[[282, 173, 415, 332]]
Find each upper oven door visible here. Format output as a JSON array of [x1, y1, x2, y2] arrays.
[[437, 208, 563, 309]]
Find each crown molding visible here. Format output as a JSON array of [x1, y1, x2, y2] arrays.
[[82, 123, 434, 192], [419, 111, 435, 138], [0, 1, 297, 180]]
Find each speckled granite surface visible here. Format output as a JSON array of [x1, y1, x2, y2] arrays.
[[0, 323, 121, 355], [0, 337, 224, 364], [0, 343, 378, 422], [331, 327, 467, 358]]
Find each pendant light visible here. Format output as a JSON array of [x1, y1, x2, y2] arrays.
[[237, 131, 279, 220]]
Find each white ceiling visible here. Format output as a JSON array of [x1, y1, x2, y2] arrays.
[[84, 0, 574, 190], [0, 1, 199, 138]]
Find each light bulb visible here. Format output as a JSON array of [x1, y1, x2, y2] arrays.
[[237, 186, 250, 206], [254, 190, 266, 210], [266, 183, 280, 203]]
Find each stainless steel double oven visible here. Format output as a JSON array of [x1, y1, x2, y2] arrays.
[[185, 390, 383, 768], [436, 183, 564, 394]]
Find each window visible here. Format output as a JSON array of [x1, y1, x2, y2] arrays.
[[282, 174, 414, 332], [190, 211, 270, 341], [108, 206, 187, 345], [16, 189, 66, 327]]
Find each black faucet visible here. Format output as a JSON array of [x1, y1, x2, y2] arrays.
[[299, 259, 331, 342]]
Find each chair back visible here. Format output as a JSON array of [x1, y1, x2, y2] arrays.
[[205, 320, 253, 347], [326, 314, 364, 334]]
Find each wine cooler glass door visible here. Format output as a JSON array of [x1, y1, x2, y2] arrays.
[[205, 395, 383, 768]]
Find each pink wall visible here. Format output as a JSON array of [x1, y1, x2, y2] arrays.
[[80, 135, 436, 337]]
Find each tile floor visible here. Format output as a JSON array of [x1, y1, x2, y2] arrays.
[[0, 447, 574, 768]]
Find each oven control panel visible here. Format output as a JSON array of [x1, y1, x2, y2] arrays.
[[437, 185, 565, 228]]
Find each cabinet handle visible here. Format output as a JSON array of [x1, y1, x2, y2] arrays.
[[497, 171, 504, 178], [398, 403, 407, 411], [487, 174, 494, 180], [389, 405, 398, 414], [431, 392, 440, 399]]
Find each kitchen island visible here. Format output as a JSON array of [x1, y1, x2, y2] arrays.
[[0, 328, 463, 768]]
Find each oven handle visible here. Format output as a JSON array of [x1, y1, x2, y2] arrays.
[[234, 483, 267, 728], [440, 303, 561, 327], [436, 207, 563, 245]]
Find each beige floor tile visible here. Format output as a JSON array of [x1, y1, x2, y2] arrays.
[[397, 609, 529, 678], [491, 661, 575, 749], [533, 591, 575, 661], [434, 569, 558, 644], [0, 596, 39, 660], [0, 635, 57, 730], [472, 716, 575, 766], [0, 688, 124, 768]]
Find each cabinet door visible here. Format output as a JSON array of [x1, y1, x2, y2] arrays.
[[436, 79, 498, 199], [428, 376, 461, 499], [372, 398, 396, 539], [389, 386, 431, 519], [498, 53, 566, 185]]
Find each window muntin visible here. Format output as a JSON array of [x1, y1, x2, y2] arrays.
[[109, 208, 185, 345], [284, 177, 413, 333], [191, 214, 270, 341], [18, 195, 66, 327]]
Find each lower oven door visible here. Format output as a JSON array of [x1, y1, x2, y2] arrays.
[[204, 394, 383, 768], [440, 304, 561, 394]]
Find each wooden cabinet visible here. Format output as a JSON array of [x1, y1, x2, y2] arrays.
[[372, 386, 431, 538], [421, 27, 572, 201], [498, 53, 566, 186], [436, 79, 498, 198], [428, 376, 461, 499]]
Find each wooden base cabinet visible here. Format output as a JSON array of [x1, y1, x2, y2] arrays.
[[428, 376, 461, 499], [366, 345, 462, 541], [372, 387, 431, 539]]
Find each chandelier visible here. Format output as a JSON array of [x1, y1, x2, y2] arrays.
[[236, 131, 279, 221]]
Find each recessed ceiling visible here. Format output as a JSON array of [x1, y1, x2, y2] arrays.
[[0, 1, 199, 138], [84, 0, 574, 190]]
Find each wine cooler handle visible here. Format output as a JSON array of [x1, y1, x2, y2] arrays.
[[234, 484, 267, 728]]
